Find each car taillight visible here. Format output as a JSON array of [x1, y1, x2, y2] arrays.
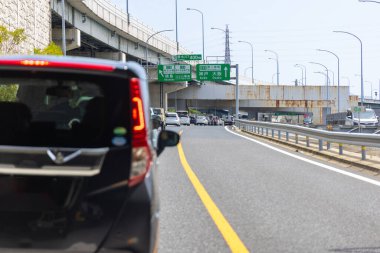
[[129, 77, 152, 187]]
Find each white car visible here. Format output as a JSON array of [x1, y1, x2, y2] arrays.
[[165, 112, 181, 126], [179, 116, 190, 126], [195, 116, 208, 126]]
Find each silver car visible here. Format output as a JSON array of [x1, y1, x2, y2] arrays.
[[196, 116, 208, 126], [179, 116, 190, 126], [165, 112, 181, 126]]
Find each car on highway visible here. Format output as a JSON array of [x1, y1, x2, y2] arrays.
[[222, 115, 234, 126], [0, 55, 180, 253], [177, 110, 190, 126], [196, 115, 208, 125], [165, 112, 181, 126], [152, 107, 166, 129], [190, 115, 197, 124], [179, 115, 190, 125]]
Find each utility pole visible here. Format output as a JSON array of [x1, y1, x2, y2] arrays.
[[61, 0, 66, 55], [225, 25, 231, 64]]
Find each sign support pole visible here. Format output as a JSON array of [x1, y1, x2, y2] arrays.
[[229, 64, 239, 118]]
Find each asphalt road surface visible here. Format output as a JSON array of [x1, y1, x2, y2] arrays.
[[157, 125, 380, 253]]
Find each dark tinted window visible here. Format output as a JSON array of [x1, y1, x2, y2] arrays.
[[0, 73, 129, 148]]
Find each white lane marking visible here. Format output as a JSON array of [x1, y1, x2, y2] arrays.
[[224, 126, 380, 187]]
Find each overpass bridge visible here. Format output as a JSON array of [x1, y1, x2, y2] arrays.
[[169, 83, 352, 124]]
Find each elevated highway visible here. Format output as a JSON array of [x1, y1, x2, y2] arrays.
[[169, 83, 351, 124]]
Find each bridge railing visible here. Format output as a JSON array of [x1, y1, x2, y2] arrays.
[[235, 119, 380, 161], [82, 0, 191, 56]]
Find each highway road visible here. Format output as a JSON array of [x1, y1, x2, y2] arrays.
[[157, 125, 380, 253]]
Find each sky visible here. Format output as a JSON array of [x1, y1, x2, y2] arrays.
[[110, 0, 380, 99]]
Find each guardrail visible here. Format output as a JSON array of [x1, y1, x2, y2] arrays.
[[235, 119, 380, 160]]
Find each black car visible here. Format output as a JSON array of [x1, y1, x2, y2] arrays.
[[0, 56, 179, 253], [190, 115, 197, 124]]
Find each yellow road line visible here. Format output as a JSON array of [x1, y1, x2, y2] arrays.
[[177, 142, 250, 253]]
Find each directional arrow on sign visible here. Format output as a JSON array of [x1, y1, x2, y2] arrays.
[[224, 66, 228, 76]]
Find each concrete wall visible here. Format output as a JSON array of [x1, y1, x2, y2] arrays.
[[170, 83, 351, 114], [0, 0, 50, 54]]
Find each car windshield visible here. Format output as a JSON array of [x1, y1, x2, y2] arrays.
[[353, 111, 376, 119], [166, 114, 177, 117], [153, 108, 162, 114]]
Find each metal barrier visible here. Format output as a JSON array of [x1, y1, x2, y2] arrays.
[[235, 120, 380, 160]]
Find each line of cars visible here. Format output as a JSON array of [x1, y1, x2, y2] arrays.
[[151, 108, 234, 127]]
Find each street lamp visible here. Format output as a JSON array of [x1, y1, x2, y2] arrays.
[[314, 71, 331, 92], [317, 49, 341, 111], [334, 30, 364, 106], [265, 50, 279, 85], [61, 0, 66, 55], [175, 0, 179, 53], [187, 8, 205, 62], [295, 64, 307, 85], [272, 73, 276, 84], [238, 40, 254, 84], [294, 65, 304, 86], [309, 61, 330, 101], [210, 27, 227, 64], [145, 29, 173, 78], [329, 69, 335, 86]]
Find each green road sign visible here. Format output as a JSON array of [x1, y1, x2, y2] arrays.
[[173, 54, 202, 61], [196, 64, 231, 81], [352, 106, 365, 113], [157, 64, 192, 82]]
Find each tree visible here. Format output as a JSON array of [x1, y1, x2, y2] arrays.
[[0, 25, 27, 54], [34, 42, 63, 55]]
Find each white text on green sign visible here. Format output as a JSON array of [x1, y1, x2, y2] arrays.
[[174, 54, 202, 61], [157, 64, 192, 82], [196, 64, 231, 81]]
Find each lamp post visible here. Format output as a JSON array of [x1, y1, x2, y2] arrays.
[[295, 64, 307, 86], [238, 40, 254, 84], [334, 30, 364, 106], [145, 29, 173, 78], [61, 0, 66, 55], [271, 73, 276, 84], [329, 69, 335, 86], [175, 0, 179, 53], [265, 50, 279, 85], [210, 27, 226, 64], [294, 65, 304, 86], [310, 61, 330, 101], [314, 72, 331, 92], [317, 49, 341, 111], [187, 8, 205, 62]]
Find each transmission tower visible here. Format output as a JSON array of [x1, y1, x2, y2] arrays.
[[224, 25, 231, 64]]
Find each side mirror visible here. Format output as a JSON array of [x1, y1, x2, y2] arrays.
[[157, 130, 180, 156]]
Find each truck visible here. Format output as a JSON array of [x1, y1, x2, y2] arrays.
[[326, 108, 379, 126]]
